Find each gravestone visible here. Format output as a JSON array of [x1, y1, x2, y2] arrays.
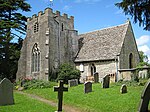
[[138, 71, 147, 79], [54, 80, 68, 112], [68, 79, 78, 87], [84, 82, 92, 94], [0, 78, 14, 106], [120, 84, 127, 94], [102, 75, 110, 88], [94, 72, 99, 83], [138, 79, 150, 112]]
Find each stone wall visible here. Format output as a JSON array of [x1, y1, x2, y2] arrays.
[[119, 22, 139, 69], [16, 8, 78, 81], [118, 69, 136, 81], [16, 38, 27, 80], [76, 60, 117, 83]]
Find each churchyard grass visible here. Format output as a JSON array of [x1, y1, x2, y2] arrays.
[[0, 92, 56, 112], [25, 83, 147, 112]]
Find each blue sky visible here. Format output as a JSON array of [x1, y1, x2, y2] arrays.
[[24, 0, 150, 62]]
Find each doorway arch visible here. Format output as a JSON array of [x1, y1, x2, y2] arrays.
[[91, 64, 96, 76]]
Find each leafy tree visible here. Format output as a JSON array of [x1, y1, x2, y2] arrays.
[[57, 63, 81, 84], [137, 51, 150, 68], [115, 0, 150, 31], [0, 0, 31, 80]]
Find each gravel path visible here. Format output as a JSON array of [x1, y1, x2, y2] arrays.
[[16, 91, 81, 112]]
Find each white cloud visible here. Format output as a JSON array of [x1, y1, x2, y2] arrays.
[[136, 35, 150, 46], [138, 45, 150, 53], [138, 45, 150, 63], [63, 5, 72, 11]]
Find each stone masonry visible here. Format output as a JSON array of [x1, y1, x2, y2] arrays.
[[17, 8, 78, 81], [17, 8, 139, 82]]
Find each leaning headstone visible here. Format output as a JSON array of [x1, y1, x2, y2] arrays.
[[120, 84, 127, 94], [138, 79, 150, 112], [102, 75, 110, 88], [84, 82, 92, 94], [0, 78, 14, 106], [94, 72, 99, 83], [68, 79, 78, 87]]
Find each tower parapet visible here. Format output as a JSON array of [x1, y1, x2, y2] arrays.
[[27, 8, 74, 22]]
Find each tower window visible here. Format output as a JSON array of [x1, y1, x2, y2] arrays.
[[34, 22, 39, 33], [61, 23, 64, 31], [31, 43, 40, 72], [91, 64, 96, 76]]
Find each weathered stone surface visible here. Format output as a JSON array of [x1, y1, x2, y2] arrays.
[[84, 82, 92, 94], [16, 8, 139, 83], [139, 71, 148, 79], [102, 75, 110, 88], [0, 78, 14, 106], [16, 8, 78, 81], [120, 84, 127, 94], [94, 72, 99, 83], [138, 79, 150, 112], [68, 79, 78, 87], [18, 87, 24, 91]]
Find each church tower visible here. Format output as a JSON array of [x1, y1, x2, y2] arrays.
[[16, 8, 78, 81]]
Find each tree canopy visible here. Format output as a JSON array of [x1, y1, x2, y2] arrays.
[[0, 0, 31, 80], [57, 63, 80, 84], [115, 0, 150, 31], [137, 51, 150, 68]]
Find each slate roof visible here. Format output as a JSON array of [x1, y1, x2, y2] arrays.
[[75, 21, 130, 62]]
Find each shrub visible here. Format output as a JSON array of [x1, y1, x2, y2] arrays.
[[23, 80, 49, 89], [57, 63, 80, 84], [115, 79, 148, 87], [15, 78, 57, 90]]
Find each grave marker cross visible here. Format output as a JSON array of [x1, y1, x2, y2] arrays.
[[54, 80, 68, 112]]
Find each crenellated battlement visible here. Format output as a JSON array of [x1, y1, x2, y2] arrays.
[[27, 8, 74, 22]]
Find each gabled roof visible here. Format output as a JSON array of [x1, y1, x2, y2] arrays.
[[75, 21, 130, 62]]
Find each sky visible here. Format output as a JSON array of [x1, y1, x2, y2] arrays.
[[23, 0, 150, 62]]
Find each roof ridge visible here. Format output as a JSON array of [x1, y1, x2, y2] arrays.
[[79, 21, 129, 35]]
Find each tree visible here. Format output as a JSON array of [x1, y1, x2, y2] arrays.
[[137, 51, 150, 68], [0, 0, 31, 80], [115, 0, 150, 31], [57, 63, 80, 84]]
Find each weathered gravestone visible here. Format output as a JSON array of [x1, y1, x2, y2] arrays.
[[138, 79, 150, 112], [54, 80, 68, 112], [120, 84, 127, 94], [102, 75, 110, 88], [68, 79, 78, 87], [0, 78, 14, 106], [94, 72, 99, 83], [84, 82, 92, 94]]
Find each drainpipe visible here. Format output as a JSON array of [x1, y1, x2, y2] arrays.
[[115, 55, 119, 82]]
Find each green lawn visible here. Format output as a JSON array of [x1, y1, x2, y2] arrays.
[[25, 83, 146, 112], [0, 92, 56, 112]]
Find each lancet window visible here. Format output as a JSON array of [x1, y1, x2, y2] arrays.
[[31, 43, 40, 72]]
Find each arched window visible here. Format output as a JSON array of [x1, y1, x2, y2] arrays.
[[91, 64, 96, 76], [31, 43, 40, 72], [129, 53, 133, 69], [61, 23, 64, 31], [34, 22, 39, 33]]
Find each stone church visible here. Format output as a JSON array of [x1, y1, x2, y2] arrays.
[[16, 8, 140, 82]]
